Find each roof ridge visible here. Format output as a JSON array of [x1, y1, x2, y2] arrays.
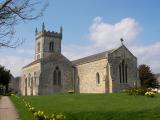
[[23, 59, 40, 69], [72, 49, 115, 65]]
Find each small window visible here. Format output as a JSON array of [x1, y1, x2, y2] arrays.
[[37, 43, 40, 52], [96, 72, 100, 84], [49, 42, 54, 51], [53, 66, 61, 86]]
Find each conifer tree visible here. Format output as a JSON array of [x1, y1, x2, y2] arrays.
[[138, 64, 157, 88]]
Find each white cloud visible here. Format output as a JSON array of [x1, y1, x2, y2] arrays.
[[0, 47, 34, 77], [0, 55, 33, 77], [64, 17, 142, 59], [93, 16, 103, 23], [89, 17, 141, 49]]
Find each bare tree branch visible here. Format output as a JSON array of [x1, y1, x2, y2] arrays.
[[0, 0, 48, 48]]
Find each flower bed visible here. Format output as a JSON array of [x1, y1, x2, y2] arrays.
[[123, 87, 147, 96]]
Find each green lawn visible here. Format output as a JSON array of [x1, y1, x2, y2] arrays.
[[11, 93, 160, 120]]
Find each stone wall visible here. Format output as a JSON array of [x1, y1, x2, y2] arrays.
[[108, 45, 140, 92], [39, 54, 73, 95], [75, 59, 108, 93], [35, 32, 61, 60], [21, 42, 139, 95], [21, 62, 41, 96]]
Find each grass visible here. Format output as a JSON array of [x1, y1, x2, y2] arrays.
[[11, 93, 160, 120]]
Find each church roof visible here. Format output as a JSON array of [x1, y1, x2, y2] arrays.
[[72, 49, 115, 65], [22, 53, 72, 69], [23, 59, 41, 69]]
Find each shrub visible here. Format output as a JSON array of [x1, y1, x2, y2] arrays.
[[123, 87, 148, 96]]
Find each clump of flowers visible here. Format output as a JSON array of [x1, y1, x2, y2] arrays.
[[145, 91, 155, 97], [34, 111, 46, 120], [25, 102, 36, 113], [50, 113, 66, 120], [29, 107, 36, 113]]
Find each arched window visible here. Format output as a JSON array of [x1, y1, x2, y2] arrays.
[[125, 65, 128, 83], [96, 72, 100, 84], [53, 66, 61, 86], [119, 60, 128, 84], [49, 42, 54, 51], [53, 71, 57, 85], [37, 43, 40, 52], [119, 64, 122, 83], [122, 60, 125, 83], [58, 70, 61, 85]]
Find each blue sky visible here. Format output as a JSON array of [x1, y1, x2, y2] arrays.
[[0, 0, 160, 76]]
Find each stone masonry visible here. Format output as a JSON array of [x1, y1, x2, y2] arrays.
[[20, 23, 140, 96]]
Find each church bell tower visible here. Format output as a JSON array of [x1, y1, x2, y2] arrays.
[[35, 23, 62, 60]]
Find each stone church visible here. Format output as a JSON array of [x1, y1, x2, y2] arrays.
[[20, 23, 140, 96]]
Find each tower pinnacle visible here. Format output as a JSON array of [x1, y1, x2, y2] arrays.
[[35, 27, 38, 34], [42, 22, 45, 32], [60, 26, 63, 33]]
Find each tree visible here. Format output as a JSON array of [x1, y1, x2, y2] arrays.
[[138, 64, 157, 88], [0, 0, 48, 48], [0, 65, 11, 93]]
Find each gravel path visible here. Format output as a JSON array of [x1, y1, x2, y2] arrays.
[[0, 96, 20, 120]]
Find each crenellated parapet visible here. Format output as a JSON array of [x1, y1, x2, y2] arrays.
[[36, 31, 62, 40], [35, 22, 62, 40]]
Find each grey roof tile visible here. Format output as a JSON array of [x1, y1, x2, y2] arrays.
[[72, 49, 114, 65]]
